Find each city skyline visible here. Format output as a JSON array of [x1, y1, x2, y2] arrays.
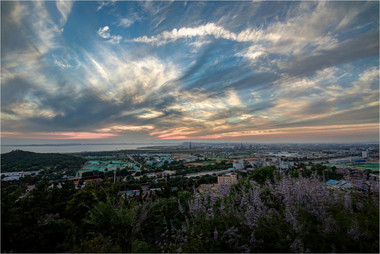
[[1, 0, 379, 145]]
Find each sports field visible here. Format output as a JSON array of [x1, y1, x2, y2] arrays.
[[350, 163, 379, 171]]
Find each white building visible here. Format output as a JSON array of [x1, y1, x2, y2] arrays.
[[163, 170, 176, 176], [279, 160, 295, 170], [233, 159, 245, 170], [263, 161, 273, 167], [1, 172, 23, 177]]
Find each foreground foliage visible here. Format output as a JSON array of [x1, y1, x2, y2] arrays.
[[2, 171, 379, 253]]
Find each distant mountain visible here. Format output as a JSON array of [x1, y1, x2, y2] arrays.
[[1, 150, 86, 172]]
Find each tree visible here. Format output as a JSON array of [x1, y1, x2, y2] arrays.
[[249, 166, 276, 184], [83, 198, 152, 252]]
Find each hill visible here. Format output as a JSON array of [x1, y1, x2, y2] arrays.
[[1, 150, 86, 172]]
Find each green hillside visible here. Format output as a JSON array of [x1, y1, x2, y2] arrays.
[[1, 150, 86, 172]]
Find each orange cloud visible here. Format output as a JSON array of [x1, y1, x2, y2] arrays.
[[149, 123, 379, 140], [1, 131, 120, 140], [96, 125, 154, 132], [149, 127, 200, 139], [1, 131, 23, 137]]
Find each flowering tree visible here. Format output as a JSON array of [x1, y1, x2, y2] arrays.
[[156, 173, 379, 253]]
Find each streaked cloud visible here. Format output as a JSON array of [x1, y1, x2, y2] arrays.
[[138, 110, 164, 119], [97, 125, 155, 132], [96, 0, 116, 12], [1, 1, 378, 143], [133, 23, 239, 46]]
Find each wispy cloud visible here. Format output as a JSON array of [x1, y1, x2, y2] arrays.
[[118, 18, 134, 28], [97, 26, 122, 44], [97, 26, 111, 38], [53, 55, 73, 68], [96, 0, 116, 12], [132, 23, 248, 46], [108, 35, 122, 44], [56, 0, 73, 28]]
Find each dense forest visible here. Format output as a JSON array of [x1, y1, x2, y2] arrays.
[[1, 150, 86, 172], [2, 167, 379, 253]]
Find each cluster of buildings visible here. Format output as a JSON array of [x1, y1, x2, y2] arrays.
[[73, 153, 213, 182], [4, 144, 378, 201], [144, 155, 174, 167], [329, 155, 369, 165], [326, 179, 354, 190], [131, 170, 176, 181], [232, 157, 295, 171], [1, 169, 44, 181], [75, 160, 140, 177], [174, 142, 378, 157], [325, 178, 377, 192], [119, 185, 179, 198], [325, 166, 379, 193], [138, 153, 205, 162]]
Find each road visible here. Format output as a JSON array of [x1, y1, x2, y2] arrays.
[[184, 168, 235, 178], [127, 154, 145, 170]]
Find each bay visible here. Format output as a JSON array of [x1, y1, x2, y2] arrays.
[[0, 143, 171, 154]]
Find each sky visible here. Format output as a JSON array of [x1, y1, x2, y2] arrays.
[[1, 0, 379, 145]]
